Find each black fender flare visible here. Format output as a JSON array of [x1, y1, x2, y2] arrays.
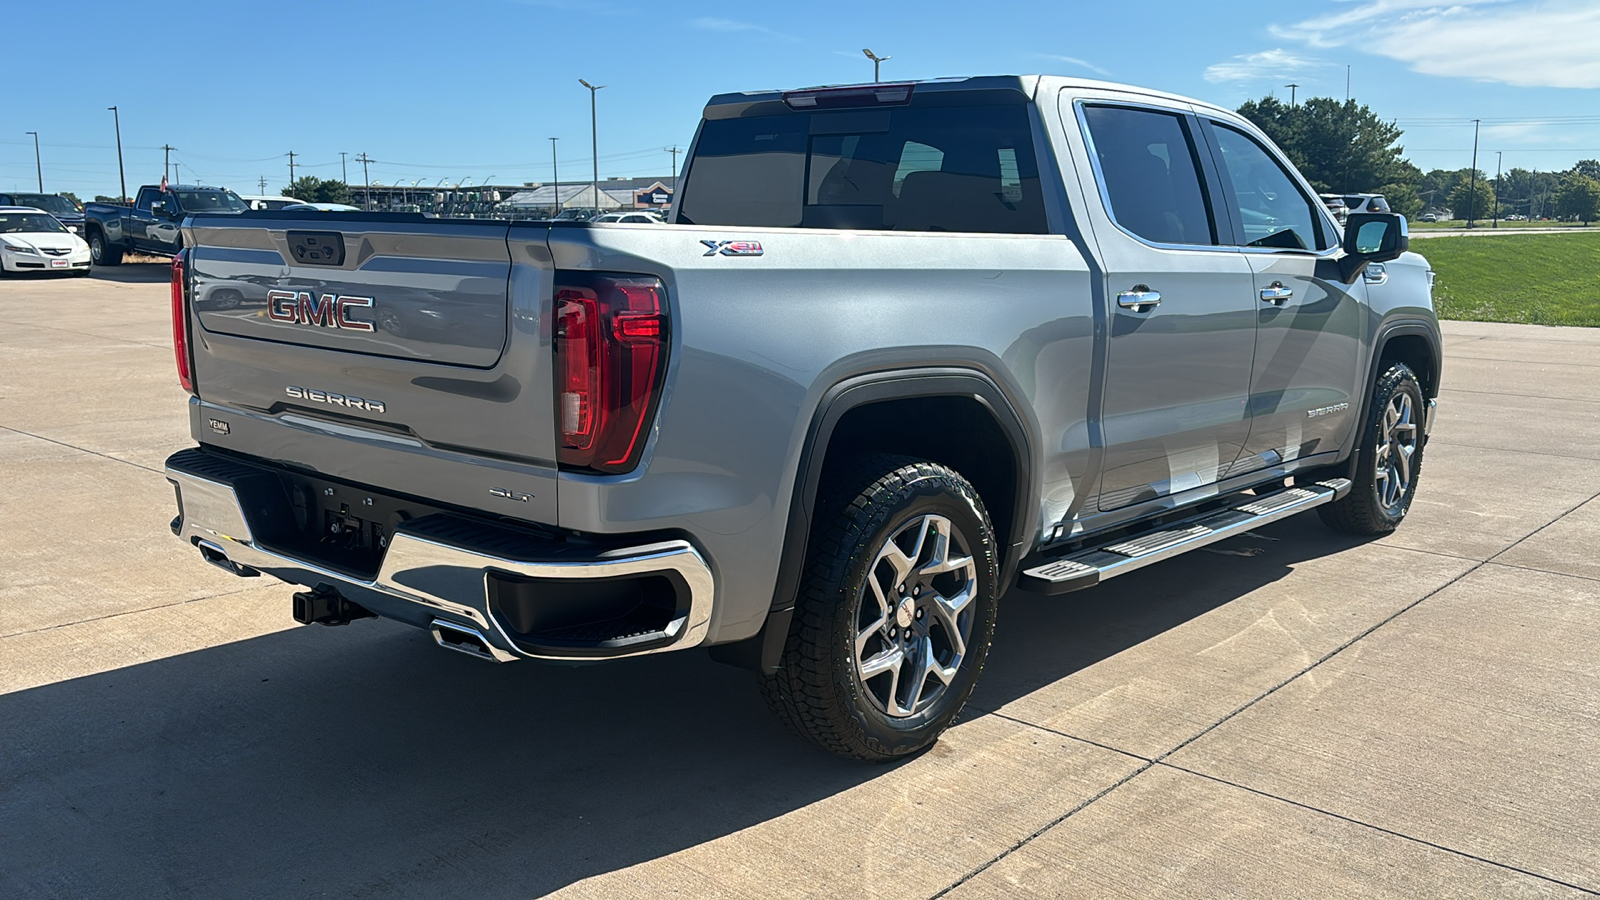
[[712, 367, 1039, 673], [1326, 317, 1442, 480]]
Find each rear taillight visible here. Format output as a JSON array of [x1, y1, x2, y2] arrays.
[[171, 250, 195, 396], [554, 272, 668, 474]]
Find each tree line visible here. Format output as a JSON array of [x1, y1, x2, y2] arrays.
[[1237, 95, 1600, 225]]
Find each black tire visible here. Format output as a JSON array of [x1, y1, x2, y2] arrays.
[[761, 455, 999, 761], [1319, 361, 1426, 535], [88, 232, 122, 266]]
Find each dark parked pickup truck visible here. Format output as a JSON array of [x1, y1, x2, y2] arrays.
[[0, 193, 85, 234], [83, 183, 248, 264], [165, 75, 1439, 760]]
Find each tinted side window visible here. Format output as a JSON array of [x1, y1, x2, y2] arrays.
[[678, 103, 1047, 234], [1081, 105, 1216, 246], [135, 189, 158, 212], [1212, 125, 1327, 251]]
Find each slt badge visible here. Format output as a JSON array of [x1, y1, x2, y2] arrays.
[[701, 240, 764, 257]]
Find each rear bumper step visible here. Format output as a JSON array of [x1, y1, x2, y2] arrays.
[[1020, 479, 1352, 595], [165, 448, 714, 661]]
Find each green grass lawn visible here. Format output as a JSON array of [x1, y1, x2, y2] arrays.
[[1411, 219, 1592, 230], [1420, 231, 1600, 326]]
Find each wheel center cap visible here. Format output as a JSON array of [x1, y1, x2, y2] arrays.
[[896, 596, 916, 629]]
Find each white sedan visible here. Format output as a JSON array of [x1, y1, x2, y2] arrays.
[[0, 207, 92, 275]]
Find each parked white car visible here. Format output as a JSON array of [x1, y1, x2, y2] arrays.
[[240, 195, 306, 211], [0, 207, 92, 275], [591, 211, 664, 224]]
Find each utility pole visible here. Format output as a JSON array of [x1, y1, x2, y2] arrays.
[[25, 132, 42, 191], [108, 107, 127, 203], [863, 48, 890, 82], [161, 145, 176, 185], [1493, 151, 1503, 228], [1285, 83, 1299, 106], [340, 151, 348, 185], [667, 145, 680, 190], [549, 137, 560, 214], [1346, 65, 1351, 103], [357, 153, 372, 209], [258, 176, 267, 193], [288, 150, 297, 187], [579, 79, 605, 214], [1467, 119, 1481, 228]]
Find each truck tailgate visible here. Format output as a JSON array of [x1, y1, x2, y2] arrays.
[[182, 214, 559, 522]]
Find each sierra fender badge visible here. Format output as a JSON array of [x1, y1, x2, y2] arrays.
[[701, 240, 763, 257], [489, 487, 533, 502]]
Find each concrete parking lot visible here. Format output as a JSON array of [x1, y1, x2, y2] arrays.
[[2, 267, 1596, 898]]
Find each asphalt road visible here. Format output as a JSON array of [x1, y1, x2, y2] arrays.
[[3, 268, 1597, 898]]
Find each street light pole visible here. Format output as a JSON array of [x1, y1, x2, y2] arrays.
[[341, 151, 348, 185], [863, 48, 890, 82], [25, 132, 42, 191], [579, 79, 606, 215], [550, 137, 561, 215], [1493, 150, 1503, 229], [1285, 83, 1299, 106], [1467, 119, 1481, 228], [108, 107, 127, 203]]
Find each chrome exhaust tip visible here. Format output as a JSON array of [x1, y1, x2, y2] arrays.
[[429, 620, 515, 663]]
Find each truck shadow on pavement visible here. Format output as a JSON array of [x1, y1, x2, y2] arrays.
[[87, 261, 171, 284], [1, 515, 1371, 898]]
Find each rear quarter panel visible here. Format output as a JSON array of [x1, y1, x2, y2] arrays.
[[551, 223, 1096, 642]]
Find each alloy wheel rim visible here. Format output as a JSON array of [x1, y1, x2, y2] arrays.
[[852, 514, 977, 718], [1374, 392, 1418, 513]]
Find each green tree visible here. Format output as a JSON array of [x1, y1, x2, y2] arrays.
[[93, 194, 126, 204], [1448, 179, 1496, 224], [1236, 95, 1419, 194], [1376, 182, 1422, 218], [1554, 174, 1600, 225], [281, 176, 352, 205], [1497, 168, 1562, 218], [1573, 159, 1600, 181]]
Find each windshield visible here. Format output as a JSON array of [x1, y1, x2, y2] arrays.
[[11, 194, 78, 215], [0, 213, 68, 234], [175, 190, 249, 212]]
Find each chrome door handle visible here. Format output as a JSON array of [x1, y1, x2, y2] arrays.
[[1117, 285, 1161, 312], [1260, 282, 1294, 305]]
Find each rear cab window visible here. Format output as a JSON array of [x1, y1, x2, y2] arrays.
[[677, 90, 1048, 234]]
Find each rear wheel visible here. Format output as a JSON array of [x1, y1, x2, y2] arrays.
[[1319, 361, 1426, 535], [761, 455, 999, 761], [88, 232, 122, 266]]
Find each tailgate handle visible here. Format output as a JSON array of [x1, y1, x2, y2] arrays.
[[286, 231, 346, 267]]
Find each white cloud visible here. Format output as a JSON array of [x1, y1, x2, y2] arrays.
[[692, 18, 797, 40], [1271, 0, 1600, 89], [1204, 49, 1324, 84], [1039, 54, 1112, 77]]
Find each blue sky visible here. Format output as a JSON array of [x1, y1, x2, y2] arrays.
[[3, 0, 1597, 200]]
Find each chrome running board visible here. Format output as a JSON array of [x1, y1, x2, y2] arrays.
[[1020, 479, 1352, 595]]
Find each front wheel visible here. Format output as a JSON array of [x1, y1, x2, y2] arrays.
[[89, 232, 122, 266], [1319, 361, 1426, 535], [761, 456, 999, 761]]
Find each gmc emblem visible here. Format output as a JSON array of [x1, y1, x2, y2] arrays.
[[266, 290, 376, 332]]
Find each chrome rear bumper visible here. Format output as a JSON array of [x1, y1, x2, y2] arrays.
[[167, 450, 714, 661]]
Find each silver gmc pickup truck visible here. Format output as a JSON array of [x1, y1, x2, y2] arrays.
[[166, 75, 1439, 760]]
